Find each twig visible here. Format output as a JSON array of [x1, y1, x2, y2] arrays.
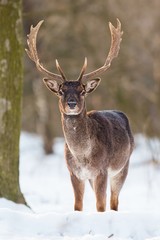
[[108, 233, 114, 238]]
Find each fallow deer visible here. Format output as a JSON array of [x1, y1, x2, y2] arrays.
[[26, 19, 134, 212]]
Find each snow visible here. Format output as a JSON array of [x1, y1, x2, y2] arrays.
[[0, 132, 160, 240]]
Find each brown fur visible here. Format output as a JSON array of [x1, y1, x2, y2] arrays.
[[26, 19, 134, 211], [61, 101, 134, 211]]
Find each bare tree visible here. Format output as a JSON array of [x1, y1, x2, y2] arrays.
[[0, 0, 26, 203]]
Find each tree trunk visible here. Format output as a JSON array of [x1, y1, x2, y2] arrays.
[[0, 0, 26, 203]]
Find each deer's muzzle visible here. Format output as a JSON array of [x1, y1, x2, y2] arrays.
[[67, 99, 77, 109]]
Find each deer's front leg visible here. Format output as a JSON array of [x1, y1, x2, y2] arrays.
[[94, 173, 107, 212], [70, 173, 85, 211]]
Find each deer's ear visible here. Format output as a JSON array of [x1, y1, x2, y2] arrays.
[[85, 78, 101, 94], [43, 78, 60, 94]]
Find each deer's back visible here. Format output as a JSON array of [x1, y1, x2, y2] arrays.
[[87, 110, 134, 161], [88, 110, 133, 142]]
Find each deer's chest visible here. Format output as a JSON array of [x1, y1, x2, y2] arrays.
[[77, 166, 94, 180], [66, 146, 104, 181], [74, 163, 100, 180]]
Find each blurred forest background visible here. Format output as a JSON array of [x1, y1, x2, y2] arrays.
[[22, 0, 160, 154]]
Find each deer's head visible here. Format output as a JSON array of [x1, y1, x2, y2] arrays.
[[26, 20, 123, 115]]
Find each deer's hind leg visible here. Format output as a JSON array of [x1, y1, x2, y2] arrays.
[[110, 160, 129, 211], [70, 173, 85, 211]]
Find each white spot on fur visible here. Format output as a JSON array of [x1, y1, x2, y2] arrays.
[[78, 167, 93, 180]]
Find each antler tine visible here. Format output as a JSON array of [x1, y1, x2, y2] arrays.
[[55, 59, 67, 81], [25, 20, 63, 82], [77, 57, 87, 82], [82, 18, 123, 81]]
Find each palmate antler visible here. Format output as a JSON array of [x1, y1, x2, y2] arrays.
[[82, 19, 123, 81], [25, 20, 64, 82], [25, 19, 123, 82]]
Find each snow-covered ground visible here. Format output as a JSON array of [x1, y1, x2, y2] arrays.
[[0, 132, 160, 240]]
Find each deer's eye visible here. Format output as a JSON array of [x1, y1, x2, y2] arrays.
[[59, 89, 64, 96]]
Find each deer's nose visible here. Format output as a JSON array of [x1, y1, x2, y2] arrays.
[[67, 99, 77, 109]]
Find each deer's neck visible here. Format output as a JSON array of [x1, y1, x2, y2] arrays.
[[61, 107, 92, 158]]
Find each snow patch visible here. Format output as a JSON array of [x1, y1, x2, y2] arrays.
[[0, 204, 160, 240], [0, 132, 160, 239]]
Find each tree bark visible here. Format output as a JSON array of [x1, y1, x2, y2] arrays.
[[0, 0, 26, 203]]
